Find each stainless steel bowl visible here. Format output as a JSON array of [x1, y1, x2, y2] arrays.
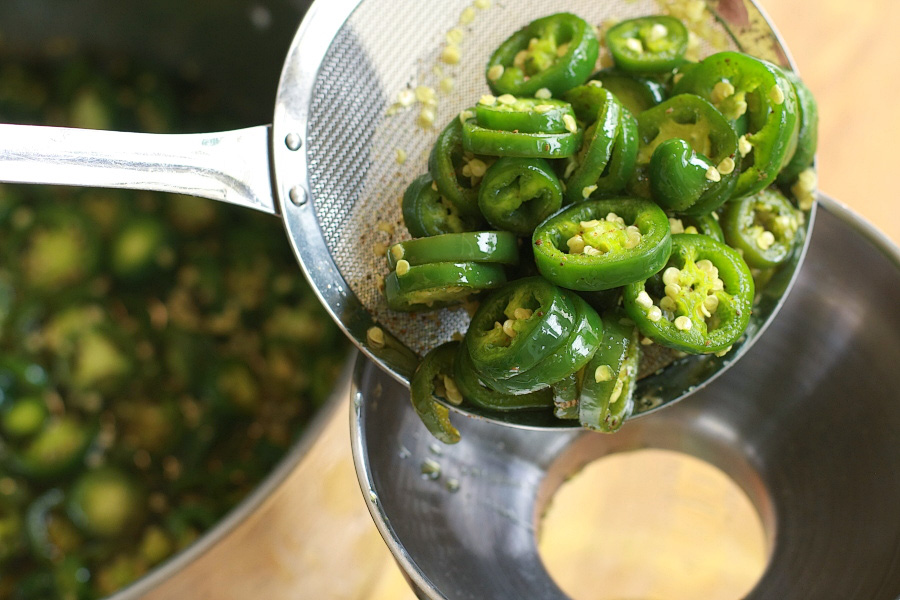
[[352, 195, 900, 599], [0, 2, 355, 598]]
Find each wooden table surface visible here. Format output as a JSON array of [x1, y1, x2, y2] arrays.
[[144, 1, 900, 598]]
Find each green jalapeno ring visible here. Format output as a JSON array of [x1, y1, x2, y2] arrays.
[[533, 198, 672, 291], [623, 233, 754, 354], [461, 117, 583, 159], [409, 342, 461, 444], [478, 157, 563, 236], [606, 16, 689, 74], [587, 110, 640, 198], [673, 51, 799, 198], [465, 276, 578, 381], [551, 370, 581, 419], [477, 291, 603, 394], [777, 71, 818, 186], [560, 87, 622, 204], [453, 343, 554, 412], [475, 97, 575, 134], [721, 187, 801, 269], [401, 173, 481, 238], [428, 115, 485, 218], [579, 314, 639, 433], [384, 262, 506, 312], [635, 94, 740, 214], [669, 213, 725, 243], [486, 12, 599, 97], [386, 231, 520, 270], [591, 68, 667, 115]]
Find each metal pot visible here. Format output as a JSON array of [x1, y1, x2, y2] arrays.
[[352, 195, 900, 598], [0, 2, 349, 598]]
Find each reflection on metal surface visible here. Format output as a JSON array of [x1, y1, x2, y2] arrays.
[[352, 196, 900, 599]]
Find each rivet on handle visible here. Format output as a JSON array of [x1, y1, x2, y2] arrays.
[[289, 185, 308, 206], [285, 133, 302, 151]]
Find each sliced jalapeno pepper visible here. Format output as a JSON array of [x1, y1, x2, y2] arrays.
[[636, 94, 739, 214], [477, 291, 603, 394], [592, 68, 667, 114], [721, 187, 801, 269], [453, 343, 553, 412], [478, 157, 563, 235], [486, 13, 599, 97], [402, 173, 480, 238], [579, 314, 639, 433], [623, 233, 754, 354], [673, 51, 799, 198], [66, 467, 145, 538], [532, 198, 672, 291], [461, 116, 583, 159], [560, 86, 621, 204], [777, 71, 818, 186], [10, 417, 97, 480], [386, 231, 519, 269], [465, 276, 578, 382], [551, 370, 581, 419], [409, 342, 461, 444], [475, 97, 575, 134], [384, 262, 506, 312], [606, 16, 689, 74], [588, 110, 639, 198], [428, 115, 486, 218]]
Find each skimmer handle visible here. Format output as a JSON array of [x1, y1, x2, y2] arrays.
[[0, 123, 277, 215]]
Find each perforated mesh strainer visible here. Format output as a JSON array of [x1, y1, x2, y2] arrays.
[[0, 0, 813, 429]]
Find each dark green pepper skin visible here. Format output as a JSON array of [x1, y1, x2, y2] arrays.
[[428, 116, 483, 218], [478, 157, 563, 235], [409, 342, 461, 444], [384, 262, 506, 312], [453, 343, 554, 412], [486, 13, 599, 97], [560, 86, 621, 204], [475, 97, 574, 134], [591, 110, 639, 198], [721, 187, 802, 269], [623, 233, 754, 354], [386, 231, 519, 269], [636, 94, 739, 214], [402, 173, 481, 238], [551, 371, 580, 419], [532, 198, 672, 291], [466, 277, 578, 382], [674, 213, 725, 243], [462, 117, 583, 159], [579, 314, 639, 433], [606, 16, 689, 74], [673, 51, 799, 198], [592, 68, 667, 115], [777, 71, 818, 186], [475, 290, 603, 394]]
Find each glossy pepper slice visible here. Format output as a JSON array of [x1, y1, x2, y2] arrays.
[[606, 16, 689, 74], [453, 343, 554, 412], [589, 110, 639, 198], [478, 157, 563, 235], [591, 68, 667, 114], [720, 187, 802, 269], [777, 71, 818, 186], [579, 314, 640, 433], [560, 86, 621, 203], [476, 290, 604, 394], [623, 233, 754, 354], [461, 116, 583, 159], [386, 231, 519, 269], [409, 342, 461, 444], [401, 173, 480, 238], [475, 97, 575, 134], [673, 51, 799, 198], [384, 262, 506, 312], [486, 12, 599, 97], [465, 276, 578, 382], [428, 115, 487, 218], [635, 94, 739, 214], [551, 371, 581, 419], [533, 198, 672, 291]]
